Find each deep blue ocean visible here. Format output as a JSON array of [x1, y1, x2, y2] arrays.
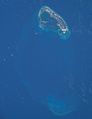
[[0, 0, 92, 119]]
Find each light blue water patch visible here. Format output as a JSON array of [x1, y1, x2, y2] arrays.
[[58, 29, 71, 40], [46, 95, 79, 116]]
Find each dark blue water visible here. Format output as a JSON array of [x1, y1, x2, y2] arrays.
[[0, 0, 92, 119]]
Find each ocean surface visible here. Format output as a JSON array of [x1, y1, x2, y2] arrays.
[[0, 0, 92, 119]]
